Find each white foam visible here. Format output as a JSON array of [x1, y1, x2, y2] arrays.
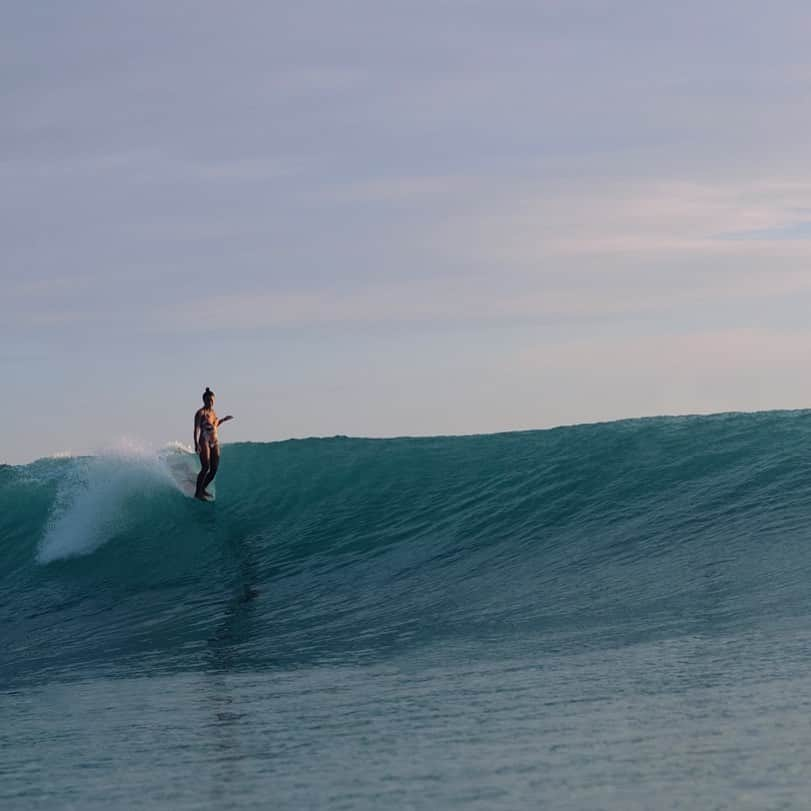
[[163, 440, 195, 455], [37, 438, 180, 564]]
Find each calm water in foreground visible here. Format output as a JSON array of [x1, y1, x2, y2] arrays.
[[4, 624, 811, 810]]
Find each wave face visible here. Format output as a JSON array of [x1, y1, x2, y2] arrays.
[[4, 411, 811, 688]]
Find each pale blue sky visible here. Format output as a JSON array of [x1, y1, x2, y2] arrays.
[[5, 1, 811, 463]]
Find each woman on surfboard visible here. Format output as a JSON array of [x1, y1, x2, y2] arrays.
[[194, 387, 233, 500]]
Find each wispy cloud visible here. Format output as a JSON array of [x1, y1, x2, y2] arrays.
[[718, 221, 811, 241], [436, 177, 811, 263], [153, 262, 811, 332], [517, 327, 811, 374]]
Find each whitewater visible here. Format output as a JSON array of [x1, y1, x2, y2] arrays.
[[4, 410, 811, 809]]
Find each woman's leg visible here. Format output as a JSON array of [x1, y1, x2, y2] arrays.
[[203, 444, 220, 491], [196, 442, 210, 499]]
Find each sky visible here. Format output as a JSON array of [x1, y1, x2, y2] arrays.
[[4, 1, 811, 463]]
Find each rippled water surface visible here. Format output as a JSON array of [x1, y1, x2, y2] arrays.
[[5, 622, 811, 810]]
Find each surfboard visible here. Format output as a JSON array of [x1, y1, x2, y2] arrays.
[[164, 448, 216, 501]]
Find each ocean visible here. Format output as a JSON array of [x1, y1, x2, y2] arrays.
[[4, 410, 811, 809]]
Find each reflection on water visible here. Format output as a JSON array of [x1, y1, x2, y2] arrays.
[[4, 622, 811, 810]]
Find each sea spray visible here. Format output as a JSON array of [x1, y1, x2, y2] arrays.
[[38, 440, 182, 563]]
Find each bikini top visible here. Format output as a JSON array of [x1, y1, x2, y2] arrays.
[[200, 410, 217, 434]]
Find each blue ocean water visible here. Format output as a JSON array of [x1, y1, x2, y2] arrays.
[[4, 411, 811, 808]]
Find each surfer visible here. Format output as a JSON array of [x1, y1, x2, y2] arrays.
[[194, 387, 233, 500]]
